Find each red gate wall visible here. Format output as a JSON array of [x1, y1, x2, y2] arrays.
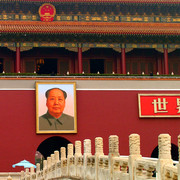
[[0, 89, 180, 172]]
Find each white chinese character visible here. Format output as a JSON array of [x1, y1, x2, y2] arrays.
[[176, 98, 180, 113], [152, 98, 168, 113]]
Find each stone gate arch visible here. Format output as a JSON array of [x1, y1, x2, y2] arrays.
[[36, 136, 71, 160]]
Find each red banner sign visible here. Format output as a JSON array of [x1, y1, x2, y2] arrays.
[[138, 94, 180, 117]]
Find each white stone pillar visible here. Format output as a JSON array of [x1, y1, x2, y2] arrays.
[[84, 139, 92, 179], [7, 176, 12, 180], [36, 163, 40, 172], [25, 168, 30, 180], [95, 137, 104, 180], [47, 157, 52, 168], [54, 150, 60, 178], [51, 154, 56, 178], [67, 143, 74, 177], [61, 147, 67, 177], [20, 170, 24, 180], [30, 166, 36, 180], [30, 166, 34, 173], [43, 160, 47, 180], [75, 141, 82, 156], [68, 143, 74, 158], [109, 135, 120, 180], [128, 134, 142, 180], [54, 150, 59, 162], [51, 154, 55, 164], [36, 163, 41, 180], [157, 134, 173, 180], [61, 147, 66, 160], [47, 157, 52, 179], [75, 141, 82, 178]]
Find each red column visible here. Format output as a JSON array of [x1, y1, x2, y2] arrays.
[[121, 48, 126, 74], [164, 48, 169, 75], [78, 47, 82, 74], [15, 47, 21, 73]]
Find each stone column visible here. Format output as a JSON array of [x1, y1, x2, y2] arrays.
[[54, 150, 59, 162], [36, 163, 40, 172], [109, 135, 120, 179], [15, 45, 21, 73], [83, 139, 92, 179], [68, 144, 74, 158], [47, 157, 52, 168], [25, 168, 30, 180], [61, 147, 67, 177], [121, 48, 126, 74], [95, 137, 104, 180], [61, 147, 66, 160], [43, 160, 47, 180], [54, 150, 60, 178], [75, 141, 82, 156], [128, 134, 142, 180], [67, 143, 74, 176], [30, 166, 36, 180], [20, 170, 24, 180], [164, 48, 169, 75], [157, 134, 173, 180], [41, 160, 46, 180], [7, 175, 12, 180], [36, 163, 41, 180], [51, 154, 56, 178], [78, 47, 83, 74], [75, 141, 82, 177], [51, 154, 55, 163], [47, 157, 52, 179]]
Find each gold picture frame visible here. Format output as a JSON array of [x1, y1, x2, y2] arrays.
[[36, 82, 77, 134]]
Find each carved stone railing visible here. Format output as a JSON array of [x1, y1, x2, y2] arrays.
[[17, 133, 180, 180], [0, 172, 21, 180]]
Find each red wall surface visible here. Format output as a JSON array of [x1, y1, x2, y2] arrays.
[[0, 90, 180, 172]]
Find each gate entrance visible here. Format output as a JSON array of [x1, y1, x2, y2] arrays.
[[36, 136, 71, 167], [0, 59, 3, 73]]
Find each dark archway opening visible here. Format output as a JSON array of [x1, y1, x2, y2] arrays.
[[90, 59, 104, 74], [0, 59, 3, 73], [37, 136, 71, 159], [36, 58, 57, 75], [151, 143, 178, 161]]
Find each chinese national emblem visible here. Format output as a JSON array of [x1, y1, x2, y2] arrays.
[[39, 3, 56, 22]]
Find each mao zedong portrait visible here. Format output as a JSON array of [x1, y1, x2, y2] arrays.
[[39, 88, 74, 131]]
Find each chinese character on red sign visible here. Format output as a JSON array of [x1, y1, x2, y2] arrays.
[[138, 94, 180, 117]]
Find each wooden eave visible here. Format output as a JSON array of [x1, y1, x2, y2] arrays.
[[1, 21, 180, 36]]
